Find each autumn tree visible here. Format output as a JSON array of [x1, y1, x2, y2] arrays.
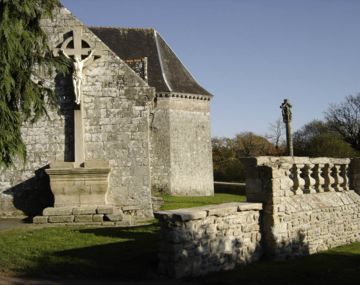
[[212, 132, 277, 182]]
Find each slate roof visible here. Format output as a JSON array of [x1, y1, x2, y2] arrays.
[[89, 27, 212, 96]]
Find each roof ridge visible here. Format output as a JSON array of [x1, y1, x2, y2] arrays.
[[89, 26, 156, 32]]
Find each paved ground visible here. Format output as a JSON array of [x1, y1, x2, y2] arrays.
[[0, 218, 32, 231]]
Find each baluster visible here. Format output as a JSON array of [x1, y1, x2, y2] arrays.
[[332, 165, 343, 191], [340, 164, 349, 191], [291, 164, 305, 195], [303, 164, 316, 193], [313, 164, 325, 192], [281, 163, 294, 193], [324, 163, 335, 192]]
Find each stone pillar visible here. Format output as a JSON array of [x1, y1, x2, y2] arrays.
[[280, 99, 293, 156], [350, 158, 360, 194]]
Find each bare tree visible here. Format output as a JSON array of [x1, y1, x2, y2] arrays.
[[266, 118, 285, 150], [325, 94, 360, 151]]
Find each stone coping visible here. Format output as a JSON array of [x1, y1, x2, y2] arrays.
[[49, 160, 110, 169], [154, 202, 262, 222], [45, 168, 110, 176], [241, 156, 350, 166]]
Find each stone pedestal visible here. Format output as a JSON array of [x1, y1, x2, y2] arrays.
[[45, 160, 110, 207]]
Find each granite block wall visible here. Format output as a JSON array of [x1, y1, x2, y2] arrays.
[[0, 7, 155, 217], [155, 202, 262, 278], [242, 156, 360, 259], [151, 95, 214, 196]]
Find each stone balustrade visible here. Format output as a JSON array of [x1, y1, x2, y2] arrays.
[[241, 157, 351, 202], [242, 156, 360, 259]]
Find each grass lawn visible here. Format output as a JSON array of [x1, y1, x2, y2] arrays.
[[160, 193, 246, 210], [0, 225, 159, 280], [0, 193, 360, 284]]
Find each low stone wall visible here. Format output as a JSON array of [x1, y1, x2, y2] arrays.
[[155, 202, 262, 278], [242, 156, 360, 259]]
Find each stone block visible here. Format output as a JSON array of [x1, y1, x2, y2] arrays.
[[50, 161, 75, 169], [97, 205, 114, 214], [74, 215, 93, 223], [33, 216, 48, 224], [43, 207, 74, 216], [122, 205, 141, 211], [84, 160, 109, 168], [48, 215, 74, 223], [93, 214, 104, 222], [237, 203, 263, 211], [72, 206, 97, 215], [172, 209, 207, 221], [105, 213, 123, 222], [207, 204, 238, 217]]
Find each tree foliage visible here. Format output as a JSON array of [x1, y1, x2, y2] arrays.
[[0, 0, 68, 167], [212, 132, 278, 182], [293, 120, 358, 158], [325, 94, 360, 151]]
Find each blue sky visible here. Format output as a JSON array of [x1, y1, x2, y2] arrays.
[[60, 0, 360, 138]]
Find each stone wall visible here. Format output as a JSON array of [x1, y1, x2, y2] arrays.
[[0, 7, 155, 217], [151, 94, 214, 196], [242, 156, 360, 259], [155, 202, 262, 278]]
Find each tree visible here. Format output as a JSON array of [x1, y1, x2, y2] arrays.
[[293, 120, 357, 157], [325, 94, 360, 151], [233, 132, 278, 158], [0, 0, 68, 167], [212, 133, 278, 182], [265, 117, 286, 153], [212, 137, 244, 182]]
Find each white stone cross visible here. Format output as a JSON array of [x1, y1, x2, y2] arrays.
[[60, 27, 101, 105], [55, 27, 103, 165]]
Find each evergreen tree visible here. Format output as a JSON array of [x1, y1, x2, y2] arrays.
[[0, 0, 68, 167]]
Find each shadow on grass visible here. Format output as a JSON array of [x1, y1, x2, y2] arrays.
[[19, 225, 161, 281], [198, 249, 360, 285]]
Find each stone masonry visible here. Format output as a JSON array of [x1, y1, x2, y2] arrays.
[[156, 156, 360, 278], [155, 202, 262, 278], [0, 7, 155, 218], [151, 95, 214, 196], [242, 156, 360, 259], [0, 5, 215, 218]]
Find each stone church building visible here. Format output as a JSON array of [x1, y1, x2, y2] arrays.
[[0, 6, 213, 219]]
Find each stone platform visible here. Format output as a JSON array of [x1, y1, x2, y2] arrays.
[[33, 205, 142, 226]]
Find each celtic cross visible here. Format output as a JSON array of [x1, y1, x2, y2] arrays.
[[59, 27, 102, 105], [54, 27, 103, 165]]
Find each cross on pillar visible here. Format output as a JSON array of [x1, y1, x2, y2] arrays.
[[56, 27, 103, 166], [280, 99, 294, 156]]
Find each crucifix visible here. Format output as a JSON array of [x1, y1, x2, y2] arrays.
[[280, 99, 294, 156], [56, 27, 102, 165]]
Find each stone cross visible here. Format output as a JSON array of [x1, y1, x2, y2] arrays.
[[280, 99, 294, 156], [55, 27, 102, 165], [60, 27, 101, 105]]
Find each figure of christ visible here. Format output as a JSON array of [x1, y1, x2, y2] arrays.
[[62, 49, 95, 104]]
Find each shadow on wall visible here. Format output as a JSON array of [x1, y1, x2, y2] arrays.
[[3, 166, 54, 217], [269, 230, 310, 260], [56, 72, 75, 162]]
